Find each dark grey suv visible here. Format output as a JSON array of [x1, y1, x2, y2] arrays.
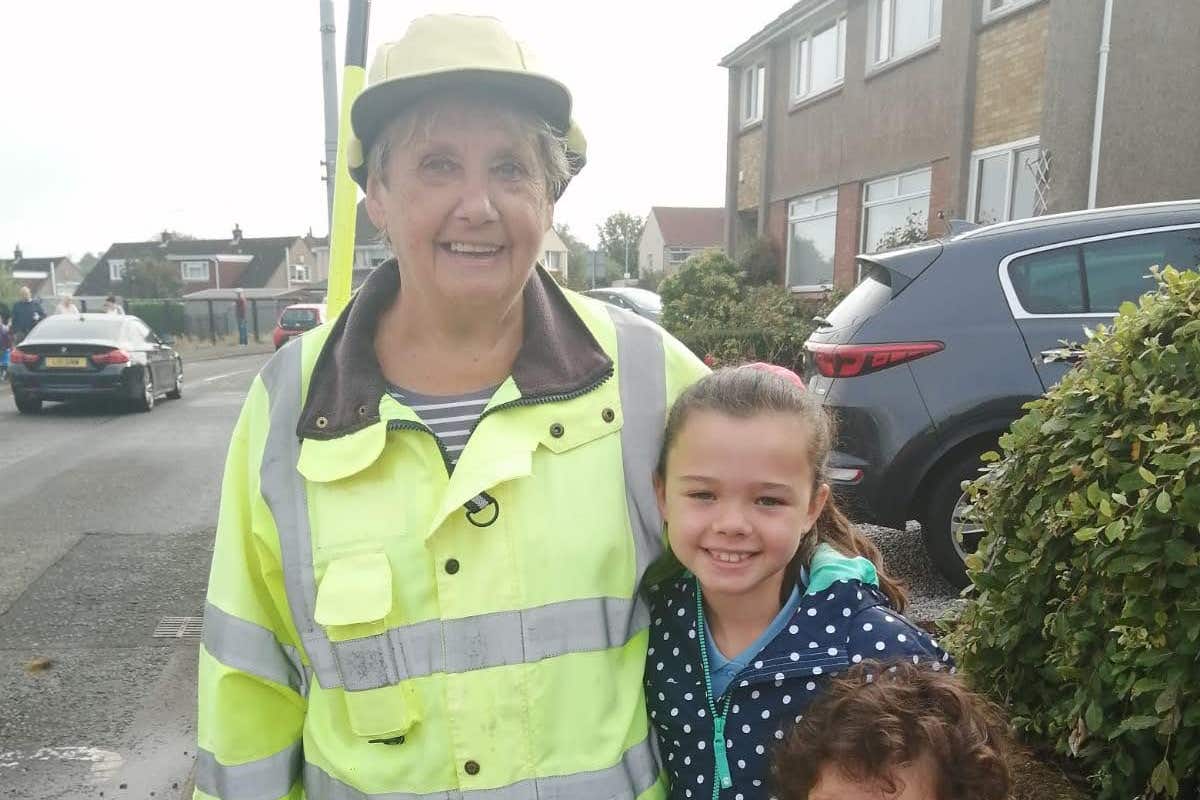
[[804, 201, 1200, 586]]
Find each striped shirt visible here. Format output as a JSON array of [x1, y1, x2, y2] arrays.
[[387, 383, 499, 469]]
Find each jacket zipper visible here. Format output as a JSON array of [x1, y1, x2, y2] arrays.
[[694, 577, 734, 799], [384, 365, 614, 483], [468, 366, 614, 436]]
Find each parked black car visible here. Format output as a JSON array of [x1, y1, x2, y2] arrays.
[[804, 200, 1200, 586], [10, 313, 183, 414], [583, 288, 663, 322]]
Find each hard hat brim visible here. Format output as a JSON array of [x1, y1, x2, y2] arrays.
[[350, 69, 571, 190]]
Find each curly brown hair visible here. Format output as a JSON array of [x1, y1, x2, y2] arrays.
[[773, 660, 1012, 800]]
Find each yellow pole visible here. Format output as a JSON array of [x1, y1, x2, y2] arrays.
[[326, 0, 371, 319]]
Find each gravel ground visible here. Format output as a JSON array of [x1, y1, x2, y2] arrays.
[[860, 521, 966, 627]]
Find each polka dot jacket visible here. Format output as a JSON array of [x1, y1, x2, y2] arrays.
[[644, 575, 953, 800]]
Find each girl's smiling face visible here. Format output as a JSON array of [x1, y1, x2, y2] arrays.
[[655, 409, 830, 605]]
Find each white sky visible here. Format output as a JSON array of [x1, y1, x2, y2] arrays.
[[0, 1, 787, 259]]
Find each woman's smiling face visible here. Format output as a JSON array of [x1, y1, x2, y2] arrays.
[[366, 99, 554, 311]]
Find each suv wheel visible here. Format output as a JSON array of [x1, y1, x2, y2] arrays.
[[921, 449, 991, 589], [134, 372, 155, 413]]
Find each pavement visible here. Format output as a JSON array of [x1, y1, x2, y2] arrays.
[[0, 351, 959, 799], [0, 353, 272, 800]]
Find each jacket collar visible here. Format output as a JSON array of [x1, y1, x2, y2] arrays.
[[297, 260, 613, 440]]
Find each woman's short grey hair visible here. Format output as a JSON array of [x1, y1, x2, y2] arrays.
[[366, 96, 570, 202]]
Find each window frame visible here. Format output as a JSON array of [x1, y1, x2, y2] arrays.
[[860, 166, 933, 253], [180, 260, 210, 282], [667, 247, 697, 266], [967, 136, 1041, 225], [998, 223, 1200, 319], [290, 263, 309, 282], [790, 15, 848, 104], [740, 62, 766, 127], [982, 0, 1043, 24], [868, 0, 943, 69], [108, 259, 126, 282], [786, 188, 840, 291]]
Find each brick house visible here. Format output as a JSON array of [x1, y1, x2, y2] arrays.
[[0, 247, 83, 298], [637, 207, 726, 278], [722, 0, 1200, 292], [77, 227, 322, 298]]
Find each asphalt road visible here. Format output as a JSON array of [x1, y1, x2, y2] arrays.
[[0, 352, 272, 800], [0, 351, 958, 799]]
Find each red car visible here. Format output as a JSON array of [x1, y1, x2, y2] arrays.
[[272, 303, 326, 350]]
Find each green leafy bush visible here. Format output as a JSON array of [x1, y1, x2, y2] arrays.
[[950, 267, 1200, 799], [659, 249, 837, 372], [128, 300, 187, 336]]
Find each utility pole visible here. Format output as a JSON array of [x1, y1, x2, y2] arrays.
[[319, 0, 339, 229]]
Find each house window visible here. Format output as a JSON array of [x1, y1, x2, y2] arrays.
[[969, 138, 1041, 225], [181, 260, 210, 282], [792, 17, 847, 101], [109, 259, 126, 281], [741, 63, 766, 126], [290, 263, 309, 282], [983, 0, 1041, 22], [870, 0, 942, 66], [862, 168, 932, 253], [787, 190, 839, 290], [667, 247, 697, 267], [544, 251, 564, 272]]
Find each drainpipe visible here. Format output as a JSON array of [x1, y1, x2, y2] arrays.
[[1087, 0, 1114, 209]]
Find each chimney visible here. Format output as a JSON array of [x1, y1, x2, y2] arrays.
[[13, 244, 22, 262], [232, 224, 243, 247], [160, 230, 172, 247]]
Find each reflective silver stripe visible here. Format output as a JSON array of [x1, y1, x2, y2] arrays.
[[335, 596, 648, 692], [606, 306, 669, 582], [301, 733, 659, 799], [195, 742, 301, 800], [258, 344, 339, 686], [203, 602, 308, 696]]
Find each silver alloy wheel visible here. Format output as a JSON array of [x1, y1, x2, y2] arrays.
[[950, 490, 986, 561], [143, 374, 155, 409], [175, 371, 183, 393]]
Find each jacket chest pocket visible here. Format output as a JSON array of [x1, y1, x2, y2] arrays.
[[314, 551, 422, 739]]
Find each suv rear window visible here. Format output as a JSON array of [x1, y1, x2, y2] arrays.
[[280, 308, 319, 329], [1008, 227, 1200, 314], [823, 261, 893, 330]]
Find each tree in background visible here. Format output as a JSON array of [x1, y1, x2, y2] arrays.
[[597, 212, 644, 280], [77, 252, 100, 277], [554, 224, 593, 291], [122, 257, 183, 298], [0, 263, 20, 298], [738, 236, 783, 286]]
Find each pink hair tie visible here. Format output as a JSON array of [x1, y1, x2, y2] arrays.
[[743, 362, 806, 391]]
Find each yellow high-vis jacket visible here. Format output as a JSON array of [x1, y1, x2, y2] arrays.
[[196, 263, 707, 799]]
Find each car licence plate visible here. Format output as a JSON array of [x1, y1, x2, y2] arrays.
[[45, 357, 88, 368]]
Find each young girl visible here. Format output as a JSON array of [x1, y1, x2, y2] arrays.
[[645, 365, 951, 799]]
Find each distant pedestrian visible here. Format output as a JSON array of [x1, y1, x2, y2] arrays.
[[11, 287, 45, 344], [234, 288, 248, 346], [103, 295, 124, 315], [0, 313, 12, 381], [55, 295, 80, 316]]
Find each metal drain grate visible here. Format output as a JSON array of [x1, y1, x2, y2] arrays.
[[153, 616, 204, 639]]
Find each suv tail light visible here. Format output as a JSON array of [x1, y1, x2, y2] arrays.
[[805, 341, 943, 378], [91, 349, 131, 365], [10, 348, 39, 365]]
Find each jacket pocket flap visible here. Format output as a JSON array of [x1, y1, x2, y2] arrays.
[[315, 551, 393, 626]]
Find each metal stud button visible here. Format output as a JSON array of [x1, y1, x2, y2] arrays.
[[315, 416, 329, 429], [445, 558, 460, 575], [464, 760, 480, 776], [549, 423, 565, 438], [357, 405, 368, 417], [601, 408, 615, 423]]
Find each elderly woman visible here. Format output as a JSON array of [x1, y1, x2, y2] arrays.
[[197, 14, 705, 800]]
